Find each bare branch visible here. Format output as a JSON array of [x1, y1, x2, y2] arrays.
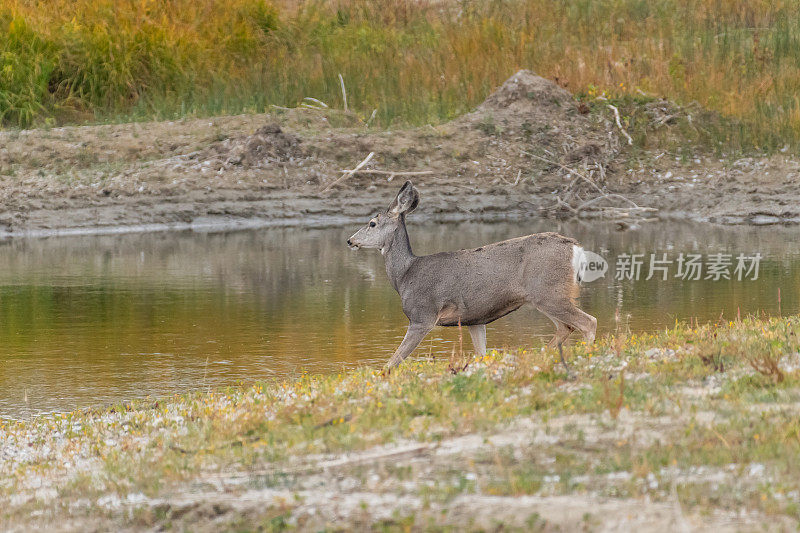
[[607, 104, 633, 145], [303, 97, 329, 108], [321, 152, 375, 192], [336, 169, 432, 177], [521, 150, 606, 197]]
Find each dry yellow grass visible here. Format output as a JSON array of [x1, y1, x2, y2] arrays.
[[3, 0, 800, 149]]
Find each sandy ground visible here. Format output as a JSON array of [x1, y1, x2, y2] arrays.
[[102, 410, 793, 532], [5, 357, 799, 532], [2, 71, 799, 239], [55, 414, 781, 532]]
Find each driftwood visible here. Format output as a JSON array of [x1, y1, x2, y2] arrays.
[[522, 150, 657, 221], [321, 152, 375, 192], [555, 187, 655, 219], [336, 169, 433, 182], [495, 169, 524, 187], [522, 150, 606, 196], [300, 97, 329, 110], [608, 104, 633, 145], [574, 194, 653, 212]]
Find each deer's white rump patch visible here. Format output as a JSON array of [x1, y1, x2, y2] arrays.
[[572, 247, 608, 282], [572, 245, 588, 283]]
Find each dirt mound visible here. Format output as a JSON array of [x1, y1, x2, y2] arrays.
[[455, 70, 619, 169], [301, 70, 623, 200], [476, 70, 574, 112], [193, 123, 303, 170], [435, 69, 621, 191]]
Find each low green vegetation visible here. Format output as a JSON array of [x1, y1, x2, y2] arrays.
[[4, 1, 800, 152], [2, 316, 800, 529]]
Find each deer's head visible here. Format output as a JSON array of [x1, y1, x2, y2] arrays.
[[347, 181, 420, 252]]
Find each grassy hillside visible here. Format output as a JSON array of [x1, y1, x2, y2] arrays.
[[3, 0, 800, 150]]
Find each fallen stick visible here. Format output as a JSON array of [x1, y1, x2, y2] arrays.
[[271, 103, 328, 112], [524, 150, 657, 217], [575, 193, 652, 211], [336, 169, 433, 176], [204, 442, 438, 481], [555, 196, 579, 214], [321, 152, 375, 192], [591, 205, 658, 212], [522, 150, 645, 211], [303, 97, 329, 108], [654, 114, 677, 127], [521, 150, 606, 197], [608, 104, 633, 145]]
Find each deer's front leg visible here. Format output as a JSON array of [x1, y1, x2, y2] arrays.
[[385, 322, 434, 369]]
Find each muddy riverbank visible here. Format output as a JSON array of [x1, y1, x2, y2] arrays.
[[2, 71, 799, 239]]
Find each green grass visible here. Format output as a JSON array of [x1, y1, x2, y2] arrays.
[[4, 1, 800, 153]]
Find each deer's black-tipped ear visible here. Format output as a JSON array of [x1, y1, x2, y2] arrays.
[[387, 181, 420, 216]]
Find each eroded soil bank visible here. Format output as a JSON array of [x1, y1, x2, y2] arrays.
[[2, 71, 799, 239]]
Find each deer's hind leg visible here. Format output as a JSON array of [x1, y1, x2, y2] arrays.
[[543, 315, 574, 349], [540, 311, 575, 373], [538, 301, 597, 345], [537, 301, 597, 374]]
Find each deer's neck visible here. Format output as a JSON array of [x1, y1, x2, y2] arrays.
[[382, 219, 414, 291]]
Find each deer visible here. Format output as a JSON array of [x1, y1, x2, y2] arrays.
[[347, 181, 597, 373]]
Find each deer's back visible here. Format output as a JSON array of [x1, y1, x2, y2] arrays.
[[398, 232, 578, 325]]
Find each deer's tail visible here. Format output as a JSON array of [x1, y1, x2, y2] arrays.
[[568, 244, 587, 302], [571, 244, 588, 284]]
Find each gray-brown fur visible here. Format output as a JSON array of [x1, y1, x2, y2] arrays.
[[347, 181, 597, 370]]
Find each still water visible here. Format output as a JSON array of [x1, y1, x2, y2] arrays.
[[1, 220, 798, 418]]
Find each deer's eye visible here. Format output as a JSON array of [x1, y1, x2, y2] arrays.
[[369, 221, 376, 227]]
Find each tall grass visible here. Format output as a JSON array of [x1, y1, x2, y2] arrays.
[[4, 0, 800, 149]]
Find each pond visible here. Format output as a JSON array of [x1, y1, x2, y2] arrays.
[[1, 220, 798, 418]]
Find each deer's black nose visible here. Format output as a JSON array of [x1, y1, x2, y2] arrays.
[[347, 239, 352, 246]]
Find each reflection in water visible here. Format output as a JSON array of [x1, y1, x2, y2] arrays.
[[0, 221, 798, 417]]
